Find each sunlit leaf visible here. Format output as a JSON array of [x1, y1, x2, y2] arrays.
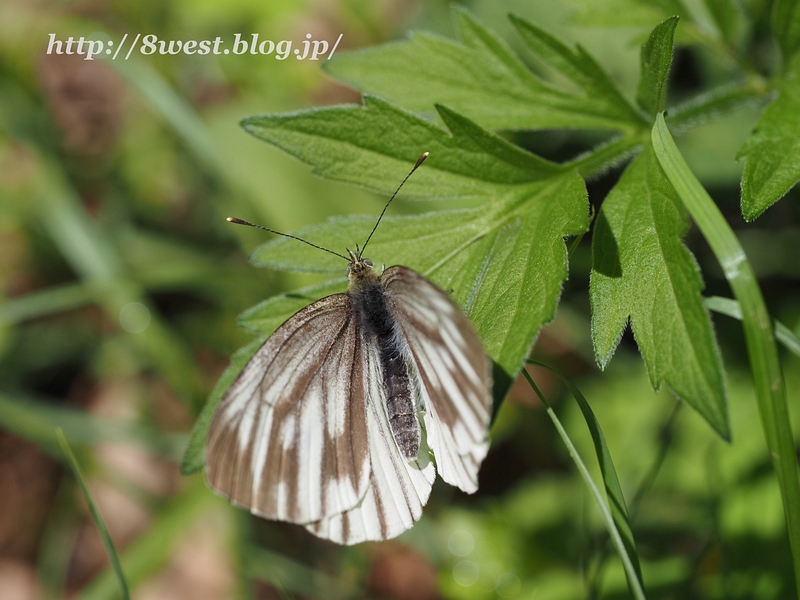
[[324, 8, 641, 131], [510, 14, 644, 128], [591, 146, 729, 438]]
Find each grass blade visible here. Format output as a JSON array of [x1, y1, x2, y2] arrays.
[[704, 296, 800, 357], [0, 282, 92, 325], [35, 158, 206, 410], [106, 58, 220, 176], [0, 393, 187, 462], [55, 429, 130, 600], [652, 113, 800, 594], [521, 366, 645, 600], [78, 477, 212, 600]]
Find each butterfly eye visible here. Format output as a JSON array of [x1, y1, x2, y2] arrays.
[[364, 259, 373, 267]]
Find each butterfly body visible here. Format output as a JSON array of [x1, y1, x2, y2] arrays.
[[348, 253, 421, 460]]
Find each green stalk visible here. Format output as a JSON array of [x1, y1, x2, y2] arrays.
[[652, 114, 800, 594], [56, 429, 130, 600], [521, 369, 646, 600]]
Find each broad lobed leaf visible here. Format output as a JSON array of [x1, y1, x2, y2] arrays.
[[188, 6, 764, 475], [509, 15, 644, 128], [242, 97, 560, 201], [590, 146, 729, 438], [324, 8, 642, 132]]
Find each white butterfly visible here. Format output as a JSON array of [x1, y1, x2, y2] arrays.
[[205, 154, 492, 544]]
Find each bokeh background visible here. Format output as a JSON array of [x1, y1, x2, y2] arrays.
[[1, 0, 799, 598]]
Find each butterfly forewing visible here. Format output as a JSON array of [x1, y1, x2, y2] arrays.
[[382, 266, 492, 493], [306, 342, 435, 544], [206, 294, 371, 524]]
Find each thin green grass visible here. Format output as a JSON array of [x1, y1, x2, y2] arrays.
[[56, 429, 130, 600], [522, 365, 645, 599], [705, 296, 800, 357], [78, 477, 211, 600]]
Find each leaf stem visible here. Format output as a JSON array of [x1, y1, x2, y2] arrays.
[[652, 114, 800, 596], [568, 132, 647, 180]]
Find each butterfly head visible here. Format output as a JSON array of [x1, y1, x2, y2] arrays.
[[347, 246, 378, 285]]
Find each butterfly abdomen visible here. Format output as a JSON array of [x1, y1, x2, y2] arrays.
[[352, 280, 421, 460]]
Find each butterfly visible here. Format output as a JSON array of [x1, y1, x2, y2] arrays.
[[205, 153, 492, 544]]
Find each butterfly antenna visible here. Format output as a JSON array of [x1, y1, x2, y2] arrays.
[[226, 217, 350, 261], [361, 152, 429, 253]]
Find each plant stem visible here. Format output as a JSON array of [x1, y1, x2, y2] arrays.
[[652, 114, 800, 596]]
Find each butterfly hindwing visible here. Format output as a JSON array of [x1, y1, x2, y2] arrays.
[[206, 294, 371, 524], [382, 266, 492, 493], [306, 341, 435, 544]]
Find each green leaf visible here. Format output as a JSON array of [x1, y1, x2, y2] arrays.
[[323, 7, 641, 131], [637, 17, 679, 117], [521, 367, 645, 600], [738, 67, 800, 220], [591, 146, 729, 439], [509, 14, 644, 127], [668, 81, 762, 130], [186, 165, 587, 470], [181, 334, 267, 475], [238, 279, 348, 332], [242, 98, 589, 402], [772, 0, 800, 62], [242, 97, 560, 201], [653, 113, 800, 592]]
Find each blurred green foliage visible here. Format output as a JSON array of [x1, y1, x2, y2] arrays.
[[0, 0, 799, 599]]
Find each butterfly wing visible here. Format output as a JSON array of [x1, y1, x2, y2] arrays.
[[382, 266, 492, 493], [306, 341, 435, 544], [206, 294, 371, 524]]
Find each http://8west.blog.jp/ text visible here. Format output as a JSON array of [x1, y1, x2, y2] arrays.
[[44, 32, 343, 61]]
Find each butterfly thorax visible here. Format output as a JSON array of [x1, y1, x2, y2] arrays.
[[347, 256, 421, 460]]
